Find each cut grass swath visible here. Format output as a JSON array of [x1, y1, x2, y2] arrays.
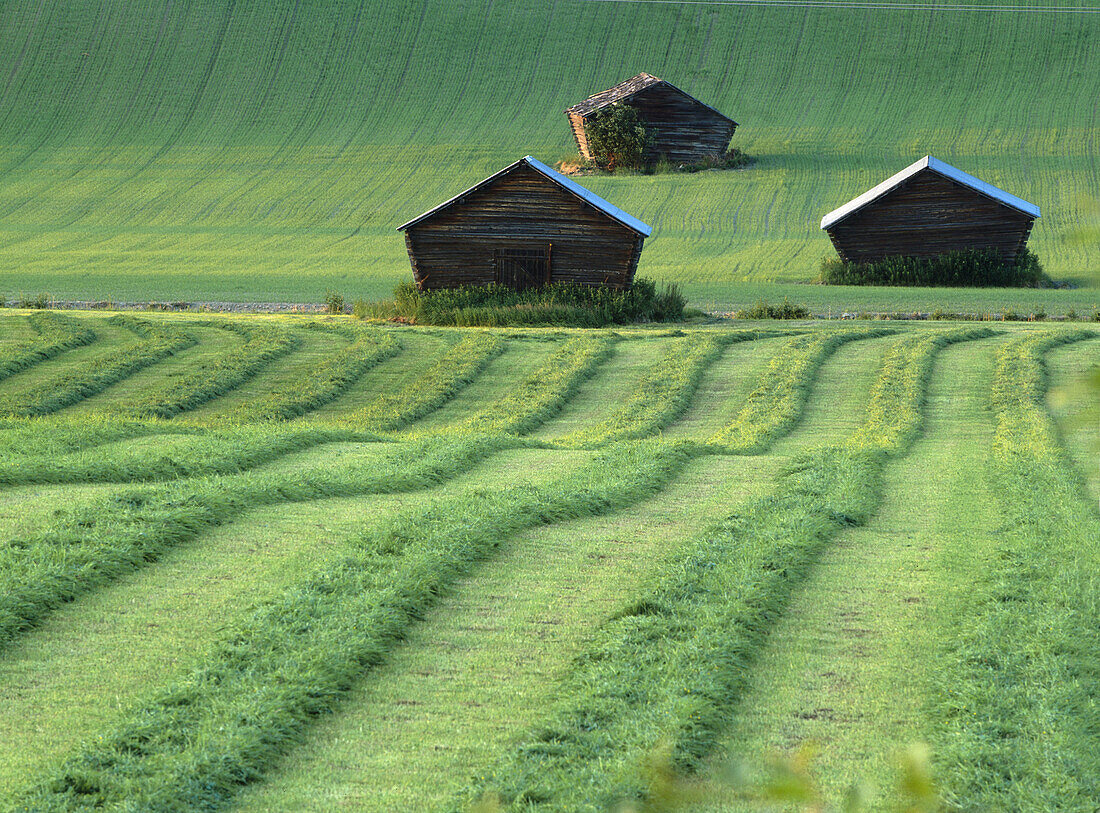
[[0, 424, 360, 487], [932, 328, 1100, 810], [222, 324, 400, 422], [351, 332, 504, 431], [0, 434, 509, 653], [119, 321, 299, 419], [0, 312, 96, 383], [460, 327, 993, 810], [13, 439, 697, 811], [709, 328, 893, 453], [0, 316, 195, 417], [557, 332, 757, 448], [448, 335, 615, 437]]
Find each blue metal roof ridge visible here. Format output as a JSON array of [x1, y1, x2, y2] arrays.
[[396, 156, 652, 237], [522, 155, 652, 236], [819, 155, 1040, 230]]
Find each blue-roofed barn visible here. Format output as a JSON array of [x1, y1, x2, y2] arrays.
[[397, 156, 651, 291], [820, 156, 1040, 265]]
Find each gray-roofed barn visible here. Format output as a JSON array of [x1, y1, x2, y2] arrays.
[[397, 156, 651, 291], [566, 73, 737, 165], [821, 156, 1040, 265]]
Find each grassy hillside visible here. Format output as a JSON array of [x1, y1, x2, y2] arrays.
[[0, 0, 1097, 307]]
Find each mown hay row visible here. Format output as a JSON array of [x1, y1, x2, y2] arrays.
[[709, 327, 893, 453], [221, 325, 400, 423], [12, 439, 698, 811], [0, 316, 195, 418], [931, 328, 1100, 810], [351, 332, 505, 431], [0, 312, 97, 383], [448, 334, 616, 437], [558, 332, 759, 448], [0, 435, 510, 653], [119, 321, 300, 419], [459, 327, 991, 811], [0, 425, 361, 487]]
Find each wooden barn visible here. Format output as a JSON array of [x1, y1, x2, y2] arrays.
[[566, 73, 737, 165], [397, 156, 651, 290], [820, 156, 1040, 264]]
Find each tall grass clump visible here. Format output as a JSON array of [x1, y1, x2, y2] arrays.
[[0, 434, 511, 652], [931, 328, 1100, 810], [350, 333, 505, 431], [0, 312, 97, 383], [459, 328, 992, 810], [12, 439, 697, 811], [223, 324, 400, 422], [560, 332, 756, 447], [819, 248, 1052, 288], [0, 315, 195, 417], [710, 328, 892, 452], [393, 279, 685, 327], [735, 298, 811, 320], [453, 335, 615, 436], [120, 321, 299, 418]]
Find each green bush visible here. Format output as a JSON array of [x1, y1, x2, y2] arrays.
[[818, 247, 1051, 288], [585, 104, 648, 171], [392, 278, 684, 327], [17, 293, 51, 309], [323, 289, 345, 314], [735, 297, 811, 319]]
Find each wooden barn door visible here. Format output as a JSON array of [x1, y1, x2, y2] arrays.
[[494, 245, 550, 289]]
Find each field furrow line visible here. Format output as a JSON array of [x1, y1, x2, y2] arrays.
[[0, 434, 511, 653], [458, 327, 992, 811], [930, 329, 1100, 810], [0, 316, 195, 417], [11, 439, 698, 811], [555, 332, 756, 448], [0, 312, 96, 384], [0, 445, 593, 808], [1045, 336, 1100, 502]]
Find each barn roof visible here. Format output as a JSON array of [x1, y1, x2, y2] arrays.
[[820, 155, 1040, 230], [396, 155, 652, 237], [566, 72, 737, 126]]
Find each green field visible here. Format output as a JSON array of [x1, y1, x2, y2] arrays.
[[0, 309, 1097, 811], [0, 0, 1098, 312]]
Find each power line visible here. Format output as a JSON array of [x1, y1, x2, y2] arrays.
[[581, 0, 1100, 13]]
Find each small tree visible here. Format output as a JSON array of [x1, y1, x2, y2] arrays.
[[586, 104, 648, 171]]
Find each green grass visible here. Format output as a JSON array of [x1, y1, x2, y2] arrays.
[[0, 446, 592, 810], [0, 1, 1097, 309], [12, 439, 696, 811], [234, 453, 785, 812], [0, 314, 1097, 810], [0, 312, 96, 382]]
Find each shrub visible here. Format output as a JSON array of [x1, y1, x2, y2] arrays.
[[585, 104, 648, 171], [323, 289, 345, 314], [819, 247, 1051, 288], [18, 293, 50, 309], [735, 298, 811, 319], [392, 278, 684, 327]]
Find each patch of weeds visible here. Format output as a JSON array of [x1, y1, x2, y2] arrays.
[[735, 298, 810, 320]]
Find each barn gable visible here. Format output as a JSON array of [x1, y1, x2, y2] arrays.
[[820, 156, 1040, 264], [565, 73, 737, 165], [397, 157, 651, 290]]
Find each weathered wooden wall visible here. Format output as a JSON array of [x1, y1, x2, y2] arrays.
[[404, 165, 644, 290], [572, 84, 735, 164], [826, 171, 1035, 263]]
